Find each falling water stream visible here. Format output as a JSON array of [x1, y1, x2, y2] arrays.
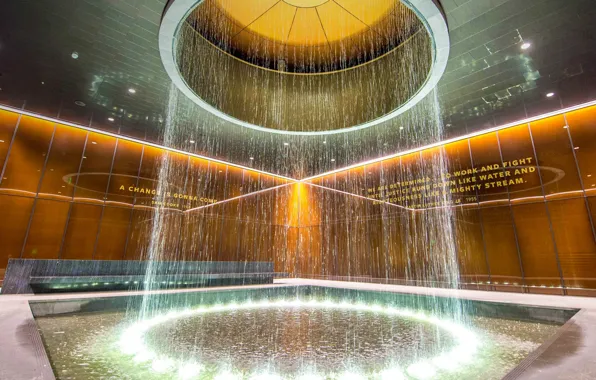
[[133, 1, 468, 376]]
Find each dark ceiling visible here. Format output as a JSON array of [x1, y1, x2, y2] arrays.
[[0, 0, 595, 178]]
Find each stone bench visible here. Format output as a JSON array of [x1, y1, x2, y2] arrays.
[[1, 259, 280, 294]]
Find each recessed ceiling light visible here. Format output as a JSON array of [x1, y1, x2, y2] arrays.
[[521, 42, 531, 50], [108, 117, 115, 122], [62, 185, 66, 188], [41, 81, 45, 85], [588, 174, 592, 177], [91, 141, 97, 145], [128, 88, 136, 94], [546, 92, 555, 98], [74, 100, 86, 107], [71, 51, 79, 59]]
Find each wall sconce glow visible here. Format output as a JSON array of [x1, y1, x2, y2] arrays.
[[118, 299, 479, 379]]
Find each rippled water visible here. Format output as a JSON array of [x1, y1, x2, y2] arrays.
[[37, 306, 558, 380]]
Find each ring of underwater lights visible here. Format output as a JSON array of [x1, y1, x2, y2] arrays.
[[159, 0, 450, 136], [119, 299, 478, 379]]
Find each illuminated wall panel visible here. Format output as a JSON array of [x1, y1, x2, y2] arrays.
[[0, 112, 19, 169], [469, 132, 508, 204], [1, 116, 55, 194], [454, 207, 489, 285], [304, 104, 596, 295], [75, 132, 117, 202], [0, 107, 290, 283], [95, 206, 133, 260], [480, 206, 524, 289], [497, 124, 543, 201], [61, 204, 103, 260], [38, 125, 87, 199], [22, 199, 70, 260], [531, 116, 582, 198], [0, 195, 34, 278], [2, 103, 596, 296], [547, 198, 596, 290]]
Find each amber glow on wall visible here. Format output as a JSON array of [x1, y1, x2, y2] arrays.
[[2, 104, 596, 297], [303, 104, 596, 296], [0, 107, 290, 281]]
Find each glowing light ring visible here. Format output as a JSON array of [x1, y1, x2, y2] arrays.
[[119, 298, 478, 379], [159, 0, 450, 136]]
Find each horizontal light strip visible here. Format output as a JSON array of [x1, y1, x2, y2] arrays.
[[301, 99, 596, 182], [0, 104, 298, 182], [184, 182, 293, 213], [304, 182, 409, 211]]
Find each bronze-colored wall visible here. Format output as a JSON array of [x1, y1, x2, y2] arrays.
[[2, 105, 596, 297], [304, 105, 596, 296], [0, 109, 291, 282]]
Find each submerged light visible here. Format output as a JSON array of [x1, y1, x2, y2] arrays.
[[119, 298, 479, 379]]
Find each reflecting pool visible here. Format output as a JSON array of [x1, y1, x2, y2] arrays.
[[33, 286, 574, 380]]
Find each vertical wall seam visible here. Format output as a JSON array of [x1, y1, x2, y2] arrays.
[[496, 130, 527, 292], [0, 114, 23, 186], [92, 139, 119, 259], [467, 138, 493, 288], [561, 111, 596, 243], [123, 146, 145, 259], [20, 122, 58, 258], [527, 122, 566, 294], [58, 132, 90, 259]]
